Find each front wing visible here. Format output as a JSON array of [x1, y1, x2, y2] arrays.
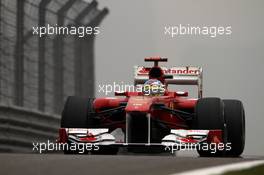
[[58, 128, 223, 150]]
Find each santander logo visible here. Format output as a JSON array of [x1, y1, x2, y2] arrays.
[[137, 67, 200, 76]]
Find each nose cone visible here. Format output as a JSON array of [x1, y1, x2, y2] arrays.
[[125, 96, 154, 112]]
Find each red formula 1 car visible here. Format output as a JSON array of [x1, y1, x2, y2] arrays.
[[58, 57, 245, 156]]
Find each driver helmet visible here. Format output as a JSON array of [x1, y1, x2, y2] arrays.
[[142, 79, 165, 96]]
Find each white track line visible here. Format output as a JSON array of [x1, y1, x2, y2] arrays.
[[172, 160, 264, 175]]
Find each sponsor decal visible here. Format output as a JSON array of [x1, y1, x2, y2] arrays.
[[136, 66, 200, 76]]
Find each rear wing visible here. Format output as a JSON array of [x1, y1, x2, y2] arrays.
[[134, 66, 203, 98]]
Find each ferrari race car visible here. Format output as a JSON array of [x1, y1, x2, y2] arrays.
[[58, 57, 245, 156]]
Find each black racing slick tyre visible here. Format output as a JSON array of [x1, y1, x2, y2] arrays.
[[61, 96, 118, 155], [61, 96, 98, 154], [193, 98, 225, 157], [61, 96, 98, 128], [223, 99, 245, 157]]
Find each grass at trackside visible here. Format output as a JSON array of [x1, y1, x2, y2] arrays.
[[222, 164, 264, 175]]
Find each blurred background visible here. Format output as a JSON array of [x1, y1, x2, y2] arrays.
[[0, 0, 263, 156], [0, 0, 107, 151], [0, 0, 108, 114]]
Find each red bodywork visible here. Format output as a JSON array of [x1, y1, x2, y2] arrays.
[[58, 57, 224, 150], [94, 93, 197, 131], [92, 57, 198, 132]]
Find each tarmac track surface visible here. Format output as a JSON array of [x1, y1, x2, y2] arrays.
[[0, 153, 263, 175]]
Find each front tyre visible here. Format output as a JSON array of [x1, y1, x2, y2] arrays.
[[61, 96, 100, 154], [61, 96, 98, 128], [193, 98, 225, 157], [223, 99, 245, 157]]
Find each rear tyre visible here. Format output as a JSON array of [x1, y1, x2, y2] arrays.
[[223, 100, 245, 157], [193, 98, 225, 157]]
